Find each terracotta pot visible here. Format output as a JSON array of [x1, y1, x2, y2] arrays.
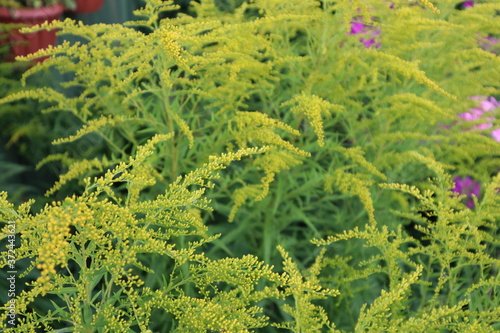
[[0, 4, 64, 62], [73, 0, 104, 13]]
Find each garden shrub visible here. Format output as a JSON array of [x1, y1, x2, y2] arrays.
[[0, 0, 499, 331]]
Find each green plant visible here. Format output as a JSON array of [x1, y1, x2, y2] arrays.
[[0, 0, 499, 331]]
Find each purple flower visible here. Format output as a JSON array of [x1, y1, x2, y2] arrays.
[[491, 128, 500, 142], [472, 117, 495, 131], [458, 96, 500, 141], [359, 37, 381, 49], [480, 98, 500, 111], [350, 21, 367, 35], [360, 38, 375, 48], [452, 176, 481, 208], [458, 107, 483, 121], [462, 1, 474, 8], [478, 35, 499, 54], [348, 17, 381, 49], [472, 120, 494, 131]]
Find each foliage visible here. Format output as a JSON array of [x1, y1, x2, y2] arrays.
[[0, 0, 499, 331]]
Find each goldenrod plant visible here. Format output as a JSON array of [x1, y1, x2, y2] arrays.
[[0, 0, 499, 331]]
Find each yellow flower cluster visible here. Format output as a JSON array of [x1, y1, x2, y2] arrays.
[[282, 93, 343, 147], [52, 116, 121, 145], [337, 146, 387, 181], [275, 246, 339, 331], [368, 50, 455, 100], [46, 158, 105, 196], [159, 27, 191, 72], [231, 111, 309, 156], [325, 168, 377, 225], [34, 200, 91, 293]]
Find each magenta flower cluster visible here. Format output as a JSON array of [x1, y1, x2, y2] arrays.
[[458, 96, 500, 142], [478, 35, 500, 54], [462, 1, 475, 8], [348, 17, 381, 49], [452, 176, 481, 209], [452, 96, 499, 208]]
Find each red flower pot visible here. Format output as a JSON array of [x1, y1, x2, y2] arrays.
[[0, 4, 64, 63], [73, 0, 104, 13]]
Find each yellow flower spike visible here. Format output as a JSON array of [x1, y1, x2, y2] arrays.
[[281, 93, 343, 147]]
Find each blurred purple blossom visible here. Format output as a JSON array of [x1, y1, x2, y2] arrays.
[[458, 96, 500, 142], [462, 1, 474, 8], [350, 21, 366, 34], [348, 17, 381, 49], [478, 35, 499, 54], [452, 176, 481, 208], [492, 128, 500, 142], [458, 107, 483, 121], [360, 38, 379, 48]]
